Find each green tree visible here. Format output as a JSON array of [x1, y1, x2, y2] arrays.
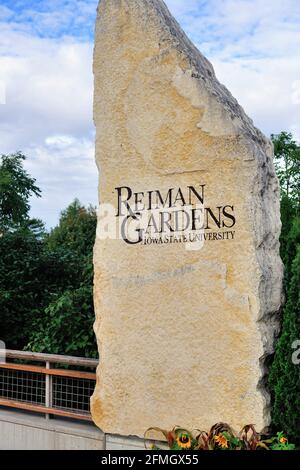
[[0, 152, 97, 356], [26, 200, 98, 357], [270, 132, 300, 442], [282, 215, 300, 284], [272, 132, 300, 204], [0, 227, 77, 349], [272, 134, 300, 288], [47, 199, 96, 255], [269, 247, 300, 440], [0, 152, 41, 234], [26, 262, 97, 358], [0, 152, 48, 348]]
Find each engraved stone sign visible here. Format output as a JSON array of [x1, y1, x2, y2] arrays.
[[92, 0, 283, 437]]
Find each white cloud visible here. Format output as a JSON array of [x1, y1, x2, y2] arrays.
[[25, 135, 96, 227], [164, 0, 201, 17], [213, 55, 300, 137], [166, 0, 300, 139], [0, 0, 299, 228], [0, 24, 96, 228]]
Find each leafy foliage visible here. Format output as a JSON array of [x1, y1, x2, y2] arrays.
[[26, 284, 97, 358], [272, 132, 300, 204], [269, 131, 300, 442], [270, 432, 296, 451], [0, 152, 98, 357], [25, 201, 97, 357], [0, 152, 41, 233], [145, 423, 295, 451], [269, 248, 300, 440], [47, 199, 96, 255], [0, 228, 71, 348], [279, 196, 299, 275]]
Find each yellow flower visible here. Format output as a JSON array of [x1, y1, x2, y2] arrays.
[[176, 433, 192, 449], [215, 434, 229, 449], [280, 436, 288, 444]]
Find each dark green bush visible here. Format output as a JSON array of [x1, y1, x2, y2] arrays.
[[269, 247, 300, 440]]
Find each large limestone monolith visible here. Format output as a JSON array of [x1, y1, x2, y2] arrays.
[[92, 0, 283, 438]]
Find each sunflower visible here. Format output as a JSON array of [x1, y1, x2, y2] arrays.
[[215, 434, 229, 449], [279, 436, 288, 444], [176, 432, 192, 449]]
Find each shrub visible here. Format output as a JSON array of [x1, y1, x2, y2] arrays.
[[269, 247, 300, 440], [145, 423, 296, 451]]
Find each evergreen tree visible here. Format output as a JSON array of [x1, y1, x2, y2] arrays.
[[269, 247, 300, 439], [272, 132, 300, 204], [269, 132, 300, 441]]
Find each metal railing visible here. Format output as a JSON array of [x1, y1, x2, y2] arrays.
[[0, 350, 98, 421]]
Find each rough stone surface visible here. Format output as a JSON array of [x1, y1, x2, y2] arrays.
[[92, 0, 283, 438]]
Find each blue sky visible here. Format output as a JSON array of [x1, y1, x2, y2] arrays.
[[0, 0, 300, 227], [0, 0, 97, 39]]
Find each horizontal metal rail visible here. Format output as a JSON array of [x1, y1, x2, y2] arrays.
[[0, 350, 98, 421], [4, 350, 98, 368], [0, 399, 93, 421], [0, 362, 96, 380]]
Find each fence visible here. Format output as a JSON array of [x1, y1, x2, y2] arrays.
[[0, 350, 98, 421]]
